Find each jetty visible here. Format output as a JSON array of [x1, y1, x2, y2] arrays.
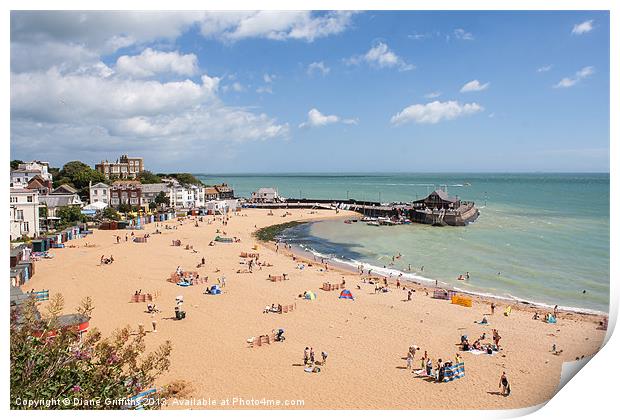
[[243, 189, 479, 226]]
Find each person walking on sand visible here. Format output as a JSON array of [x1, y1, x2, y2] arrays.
[[406, 354, 413, 371], [499, 372, 510, 396], [493, 329, 502, 349], [304, 347, 309, 365], [491, 302, 496, 315], [310, 348, 315, 364], [321, 351, 328, 365]]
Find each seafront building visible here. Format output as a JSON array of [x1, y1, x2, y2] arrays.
[[110, 180, 142, 208], [141, 183, 171, 207], [95, 155, 144, 180], [10, 188, 40, 240], [89, 182, 111, 207], [215, 183, 234, 199], [251, 187, 280, 203], [167, 179, 206, 209], [10, 161, 53, 188]]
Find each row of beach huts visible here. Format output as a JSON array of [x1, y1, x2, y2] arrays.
[[10, 211, 178, 288]]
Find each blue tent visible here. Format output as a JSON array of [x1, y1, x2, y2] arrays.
[[209, 285, 222, 295]]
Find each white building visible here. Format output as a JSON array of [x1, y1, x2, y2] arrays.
[[251, 187, 279, 203], [164, 178, 205, 209], [205, 199, 239, 215], [10, 188, 40, 240], [10, 161, 53, 188], [89, 182, 110, 207]]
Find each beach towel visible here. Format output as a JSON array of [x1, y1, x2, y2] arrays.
[[504, 306, 512, 316], [468, 349, 494, 356], [442, 362, 465, 382]]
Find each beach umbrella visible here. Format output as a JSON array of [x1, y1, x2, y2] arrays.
[[304, 291, 317, 300], [339, 289, 354, 300]]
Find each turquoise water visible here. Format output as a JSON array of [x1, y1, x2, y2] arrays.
[[196, 173, 610, 313]]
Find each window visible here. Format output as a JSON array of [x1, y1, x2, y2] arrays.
[[111, 198, 119, 205], [130, 198, 138, 204], [10, 196, 17, 203], [24, 222, 29, 232], [16, 210, 24, 220], [93, 190, 98, 195]]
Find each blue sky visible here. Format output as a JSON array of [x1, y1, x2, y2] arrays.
[[10, 11, 609, 172]]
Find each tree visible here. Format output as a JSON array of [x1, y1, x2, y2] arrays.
[[149, 202, 157, 211], [11, 160, 24, 170], [154, 192, 170, 207], [10, 295, 172, 409], [117, 203, 132, 214], [56, 206, 86, 227], [167, 173, 204, 186], [102, 207, 120, 221], [55, 161, 107, 199], [138, 171, 161, 184]]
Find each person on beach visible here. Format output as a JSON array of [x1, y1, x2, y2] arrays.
[[304, 347, 309, 365], [491, 302, 496, 315], [553, 305, 559, 317], [499, 372, 510, 396], [310, 348, 315, 364], [406, 354, 413, 371], [493, 329, 502, 349], [321, 351, 328, 365], [407, 290, 412, 301]]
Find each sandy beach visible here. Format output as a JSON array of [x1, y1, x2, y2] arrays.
[[24, 208, 606, 410]]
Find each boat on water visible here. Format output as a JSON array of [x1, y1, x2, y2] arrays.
[[344, 220, 352, 224], [362, 216, 378, 222], [367, 221, 380, 226]]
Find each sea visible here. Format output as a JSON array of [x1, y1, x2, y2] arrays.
[[195, 173, 610, 314]]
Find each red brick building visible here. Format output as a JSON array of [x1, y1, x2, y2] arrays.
[[110, 180, 142, 208]]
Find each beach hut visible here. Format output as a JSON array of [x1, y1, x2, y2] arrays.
[[304, 291, 317, 300], [339, 289, 355, 300]]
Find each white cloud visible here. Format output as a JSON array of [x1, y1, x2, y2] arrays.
[[10, 11, 296, 167], [453, 28, 474, 40], [460, 79, 490, 93], [200, 11, 356, 42], [307, 61, 330, 76], [263, 73, 276, 83], [299, 108, 358, 128], [537, 65, 552, 73], [553, 66, 595, 88], [572, 20, 594, 35], [256, 86, 273, 94], [116, 48, 198, 78], [222, 81, 245, 93], [346, 42, 414, 71], [424, 91, 442, 99], [390, 100, 483, 125]]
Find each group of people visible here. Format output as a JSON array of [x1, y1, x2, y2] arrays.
[[303, 347, 328, 373]]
